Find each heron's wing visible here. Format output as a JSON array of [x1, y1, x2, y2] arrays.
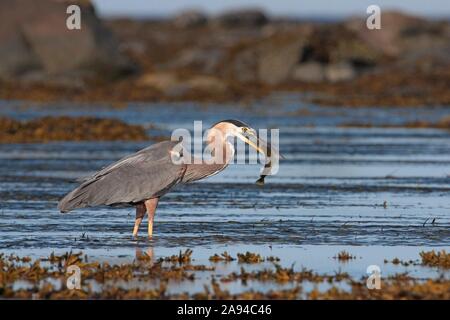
[[58, 141, 185, 212], [78, 141, 175, 182]]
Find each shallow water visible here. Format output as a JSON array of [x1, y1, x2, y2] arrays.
[[0, 96, 449, 295]]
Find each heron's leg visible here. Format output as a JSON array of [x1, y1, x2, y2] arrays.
[[144, 197, 159, 238], [133, 203, 146, 237]]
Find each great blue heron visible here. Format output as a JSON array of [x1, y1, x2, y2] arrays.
[[58, 120, 274, 238]]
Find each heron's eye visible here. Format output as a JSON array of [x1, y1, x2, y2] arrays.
[[242, 127, 248, 133]]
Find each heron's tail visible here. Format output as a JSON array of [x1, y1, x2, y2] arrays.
[[57, 185, 90, 213]]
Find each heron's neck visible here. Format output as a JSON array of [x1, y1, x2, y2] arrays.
[[209, 140, 234, 165]]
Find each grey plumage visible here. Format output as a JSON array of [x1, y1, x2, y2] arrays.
[[57, 119, 273, 220], [58, 140, 231, 213], [57, 119, 277, 238], [58, 141, 187, 212]]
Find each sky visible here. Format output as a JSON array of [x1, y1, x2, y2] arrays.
[[92, 0, 450, 18]]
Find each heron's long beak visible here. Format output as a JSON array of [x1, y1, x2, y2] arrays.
[[235, 128, 284, 160], [235, 130, 267, 155]]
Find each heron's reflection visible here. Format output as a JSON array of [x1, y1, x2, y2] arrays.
[[135, 246, 154, 265]]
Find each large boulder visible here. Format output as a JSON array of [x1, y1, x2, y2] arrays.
[[222, 30, 306, 85], [222, 47, 259, 83], [257, 35, 304, 85], [291, 61, 356, 83], [346, 11, 450, 72], [222, 24, 377, 85], [172, 10, 208, 28], [168, 47, 224, 74], [325, 62, 356, 82], [346, 11, 437, 57], [291, 62, 325, 83], [212, 9, 268, 28], [0, 0, 133, 84], [299, 24, 379, 67]]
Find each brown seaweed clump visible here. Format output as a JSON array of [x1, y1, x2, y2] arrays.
[[385, 250, 450, 269], [0, 251, 200, 299], [308, 278, 450, 300], [0, 116, 150, 143], [334, 251, 356, 261], [339, 115, 450, 131], [159, 249, 193, 265], [402, 116, 450, 130], [209, 252, 235, 263], [220, 265, 349, 285], [193, 278, 302, 300], [420, 250, 450, 269], [237, 252, 264, 264], [385, 257, 415, 267]]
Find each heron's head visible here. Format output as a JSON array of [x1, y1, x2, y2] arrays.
[[207, 119, 266, 155]]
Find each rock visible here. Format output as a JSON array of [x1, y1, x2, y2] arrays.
[[395, 22, 450, 72], [291, 61, 356, 83], [0, 27, 42, 78], [299, 24, 379, 68], [0, 0, 133, 84], [169, 48, 224, 73], [291, 62, 326, 83], [137, 72, 187, 97], [186, 75, 227, 94], [345, 12, 450, 72], [222, 31, 306, 85], [257, 35, 304, 85], [223, 47, 259, 83], [325, 62, 356, 82], [172, 10, 208, 28], [213, 9, 268, 28], [345, 11, 429, 57]]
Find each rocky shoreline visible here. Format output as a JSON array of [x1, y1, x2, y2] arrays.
[[0, 1, 449, 107]]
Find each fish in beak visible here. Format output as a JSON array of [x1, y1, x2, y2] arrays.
[[235, 127, 283, 185]]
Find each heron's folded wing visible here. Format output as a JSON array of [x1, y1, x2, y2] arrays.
[[58, 141, 185, 211], [79, 141, 178, 182]]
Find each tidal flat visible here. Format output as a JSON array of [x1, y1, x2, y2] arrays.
[[0, 96, 449, 299]]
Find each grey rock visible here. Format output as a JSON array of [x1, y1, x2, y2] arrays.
[[169, 48, 224, 73], [172, 10, 208, 28], [291, 62, 326, 83], [345, 11, 430, 57], [346, 11, 450, 73], [0, 29, 42, 78], [258, 37, 304, 85], [213, 9, 268, 28], [222, 32, 305, 85], [224, 48, 259, 83], [325, 62, 357, 82], [292, 61, 357, 83], [0, 0, 133, 84]]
